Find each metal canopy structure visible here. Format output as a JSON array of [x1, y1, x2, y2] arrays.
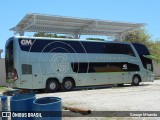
[[10, 13, 145, 40]]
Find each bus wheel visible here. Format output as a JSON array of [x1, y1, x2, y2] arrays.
[[62, 78, 75, 91], [132, 75, 140, 86], [46, 79, 59, 92]]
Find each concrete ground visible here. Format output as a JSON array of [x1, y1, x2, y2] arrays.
[[2, 80, 160, 120], [36, 80, 160, 120]]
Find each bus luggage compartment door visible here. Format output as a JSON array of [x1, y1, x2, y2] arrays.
[[107, 72, 123, 84], [20, 64, 33, 89], [32, 63, 43, 89]]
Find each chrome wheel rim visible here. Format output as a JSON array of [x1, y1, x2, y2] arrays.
[[134, 77, 139, 84], [64, 81, 72, 89], [49, 82, 56, 90]]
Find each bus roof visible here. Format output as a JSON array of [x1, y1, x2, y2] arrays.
[[13, 36, 132, 44]]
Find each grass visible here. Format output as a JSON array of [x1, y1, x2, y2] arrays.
[[0, 86, 8, 92], [154, 77, 160, 80], [6, 79, 13, 83]]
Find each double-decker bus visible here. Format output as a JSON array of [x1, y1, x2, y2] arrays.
[[5, 36, 154, 92]]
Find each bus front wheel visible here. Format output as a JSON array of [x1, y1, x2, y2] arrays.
[[46, 79, 60, 92], [132, 75, 141, 86], [61, 78, 75, 91]]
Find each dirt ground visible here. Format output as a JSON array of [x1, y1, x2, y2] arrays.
[[36, 80, 160, 120], [2, 80, 160, 120]]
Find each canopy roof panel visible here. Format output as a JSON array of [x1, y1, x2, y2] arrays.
[[10, 13, 145, 38]]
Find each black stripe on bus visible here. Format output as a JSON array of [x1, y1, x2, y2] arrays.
[[71, 62, 140, 73], [18, 39, 135, 56]]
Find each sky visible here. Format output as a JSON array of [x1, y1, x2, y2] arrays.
[[1, 0, 160, 58]]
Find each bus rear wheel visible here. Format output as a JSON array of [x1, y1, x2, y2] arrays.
[[132, 75, 140, 86], [61, 78, 75, 91], [46, 79, 60, 92]]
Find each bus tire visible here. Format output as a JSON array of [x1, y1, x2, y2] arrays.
[[61, 78, 75, 91], [132, 75, 140, 86], [46, 79, 60, 92]]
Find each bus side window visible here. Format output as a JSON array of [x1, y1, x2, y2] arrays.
[[120, 44, 135, 56], [146, 63, 152, 70], [105, 43, 135, 56], [104, 43, 120, 54], [22, 64, 32, 74]]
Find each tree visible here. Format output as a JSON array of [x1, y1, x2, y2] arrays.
[[149, 41, 160, 62], [33, 32, 73, 38], [86, 38, 105, 41], [122, 28, 151, 46], [33, 32, 57, 37]]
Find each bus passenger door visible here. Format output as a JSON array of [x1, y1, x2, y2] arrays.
[[32, 63, 43, 89], [107, 63, 124, 84], [108, 72, 129, 84], [121, 72, 129, 83]]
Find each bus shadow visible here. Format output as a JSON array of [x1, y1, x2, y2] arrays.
[[56, 83, 151, 93], [36, 85, 116, 94], [3, 83, 152, 95], [36, 84, 134, 94], [3, 89, 20, 96], [139, 83, 151, 86]]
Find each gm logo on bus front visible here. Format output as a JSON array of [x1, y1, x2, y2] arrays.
[[21, 39, 33, 46]]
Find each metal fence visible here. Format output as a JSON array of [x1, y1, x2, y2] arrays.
[[0, 58, 7, 86], [153, 63, 160, 77]]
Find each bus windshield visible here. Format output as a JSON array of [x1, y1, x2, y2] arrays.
[[133, 43, 153, 71]]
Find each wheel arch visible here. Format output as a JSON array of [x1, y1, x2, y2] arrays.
[[46, 77, 60, 85]]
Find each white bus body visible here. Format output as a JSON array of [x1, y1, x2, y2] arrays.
[[5, 36, 154, 92]]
